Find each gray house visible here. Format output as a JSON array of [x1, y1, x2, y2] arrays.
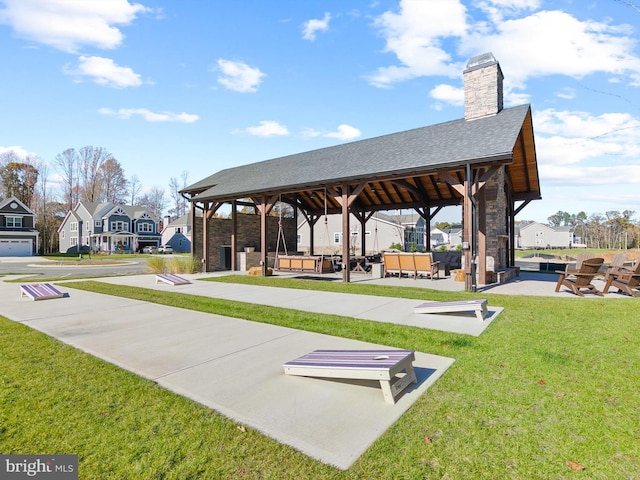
[[0, 196, 39, 256], [518, 221, 578, 249], [58, 201, 161, 253], [297, 211, 404, 256], [160, 213, 193, 253]]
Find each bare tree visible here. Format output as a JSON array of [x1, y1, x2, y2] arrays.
[[78, 146, 113, 202], [54, 148, 79, 210], [99, 158, 129, 204], [129, 175, 142, 206], [168, 170, 189, 220], [139, 186, 166, 219]]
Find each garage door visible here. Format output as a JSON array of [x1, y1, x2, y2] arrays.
[[0, 239, 32, 256]]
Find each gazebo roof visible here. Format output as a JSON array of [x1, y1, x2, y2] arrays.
[[182, 103, 540, 215]]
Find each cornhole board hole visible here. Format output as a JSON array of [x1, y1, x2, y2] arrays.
[[155, 274, 191, 286], [283, 349, 417, 404], [414, 299, 488, 321], [20, 283, 65, 301]]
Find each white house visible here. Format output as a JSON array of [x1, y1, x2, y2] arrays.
[[518, 221, 579, 249], [160, 214, 193, 253], [297, 212, 405, 256]]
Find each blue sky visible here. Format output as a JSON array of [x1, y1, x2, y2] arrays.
[[1, 0, 639, 223]]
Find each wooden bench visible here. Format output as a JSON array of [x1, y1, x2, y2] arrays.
[[276, 255, 333, 274], [283, 349, 417, 404], [155, 273, 191, 285], [20, 283, 65, 301], [414, 299, 488, 321]]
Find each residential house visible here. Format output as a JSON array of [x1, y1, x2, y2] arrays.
[[58, 201, 161, 253], [0, 196, 39, 256], [518, 221, 578, 249], [160, 213, 193, 253], [297, 211, 404, 256]]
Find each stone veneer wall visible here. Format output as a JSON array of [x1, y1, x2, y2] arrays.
[[464, 59, 504, 121], [192, 213, 297, 271], [484, 166, 508, 271]]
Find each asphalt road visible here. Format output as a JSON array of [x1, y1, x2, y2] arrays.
[[0, 256, 150, 279]]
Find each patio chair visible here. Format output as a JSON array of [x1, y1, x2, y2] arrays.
[[555, 258, 604, 297], [383, 252, 401, 277], [413, 253, 440, 280], [604, 253, 628, 281], [602, 261, 640, 297], [564, 253, 595, 275]]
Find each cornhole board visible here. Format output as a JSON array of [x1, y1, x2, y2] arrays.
[[20, 283, 65, 301], [414, 299, 488, 321], [155, 273, 191, 286], [283, 349, 417, 404]]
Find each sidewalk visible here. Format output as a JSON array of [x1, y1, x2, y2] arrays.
[[1, 277, 454, 470]]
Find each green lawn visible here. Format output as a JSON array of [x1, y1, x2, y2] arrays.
[[1, 276, 638, 479]]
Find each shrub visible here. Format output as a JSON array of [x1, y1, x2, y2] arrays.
[[146, 256, 166, 274], [167, 255, 201, 274]]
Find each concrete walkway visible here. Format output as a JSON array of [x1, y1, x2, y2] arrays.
[[1, 278, 455, 470]]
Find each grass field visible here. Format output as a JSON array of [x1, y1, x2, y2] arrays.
[[1, 275, 638, 479]]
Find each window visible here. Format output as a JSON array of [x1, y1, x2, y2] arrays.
[[5, 216, 22, 228], [86, 222, 90, 231], [70, 222, 78, 232], [95, 220, 102, 227], [333, 233, 341, 244], [61, 230, 65, 239], [175, 227, 182, 234], [70, 237, 78, 246], [137, 222, 153, 233], [296, 234, 302, 244], [110, 221, 128, 231]]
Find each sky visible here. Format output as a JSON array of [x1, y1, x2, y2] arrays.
[[1, 0, 640, 223]]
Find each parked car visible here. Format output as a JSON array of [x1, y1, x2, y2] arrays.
[[158, 245, 173, 254], [142, 246, 158, 254]]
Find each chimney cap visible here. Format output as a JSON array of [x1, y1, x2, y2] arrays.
[[464, 52, 499, 73]]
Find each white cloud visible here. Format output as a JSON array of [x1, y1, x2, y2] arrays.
[[0, 0, 150, 53], [0, 145, 33, 158], [366, 0, 468, 87], [462, 11, 640, 89], [302, 124, 361, 141], [99, 107, 199, 123], [369, 1, 640, 93], [244, 121, 289, 137], [302, 12, 331, 41], [324, 124, 361, 141], [533, 109, 640, 175], [216, 59, 265, 93], [64, 55, 142, 88], [430, 84, 464, 105]]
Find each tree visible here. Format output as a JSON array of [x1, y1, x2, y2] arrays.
[[99, 158, 129, 204], [78, 146, 113, 202], [139, 186, 166, 219], [129, 175, 142, 206], [54, 148, 79, 210], [0, 161, 39, 207], [168, 171, 189, 220]]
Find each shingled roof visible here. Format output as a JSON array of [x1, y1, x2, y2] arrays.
[[183, 103, 540, 215]]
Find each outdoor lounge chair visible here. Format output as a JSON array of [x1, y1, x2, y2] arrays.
[[602, 261, 640, 297], [283, 349, 417, 404], [555, 257, 605, 297], [413, 253, 440, 280], [156, 273, 191, 285], [20, 283, 65, 301], [383, 252, 402, 277], [397, 253, 416, 277], [604, 253, 628, 281]]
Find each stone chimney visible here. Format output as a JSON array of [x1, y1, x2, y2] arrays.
[[463, 52, 503, 121]]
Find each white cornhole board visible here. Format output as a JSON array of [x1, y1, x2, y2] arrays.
[[155, 273, 192, 286], [414, 299, 488, 321], [20, 283, 65, 301], [283, 349, 417, 404]]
